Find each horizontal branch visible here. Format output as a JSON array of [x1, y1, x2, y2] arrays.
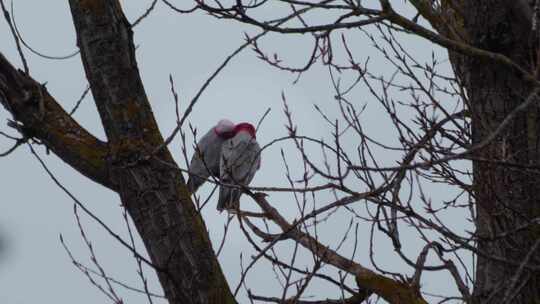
[[379, 0, 537, 85]]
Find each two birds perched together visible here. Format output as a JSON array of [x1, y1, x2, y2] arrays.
[[187, 119, 261, 211]]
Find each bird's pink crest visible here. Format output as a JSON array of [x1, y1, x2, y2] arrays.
[[214, 119, 235, 138], [234, 122, 256, 139]]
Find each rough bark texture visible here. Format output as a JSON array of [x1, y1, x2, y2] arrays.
[[459, 2, 540, 303], [5, 0, 539, 303], [1, 1, 236, 303], [0, 54, 111, 189], [67, 1, 235, 303]]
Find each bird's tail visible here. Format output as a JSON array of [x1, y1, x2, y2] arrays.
[[217, 183, 241, 211]]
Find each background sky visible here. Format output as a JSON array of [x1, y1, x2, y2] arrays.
[[0, 1, 472, 303]]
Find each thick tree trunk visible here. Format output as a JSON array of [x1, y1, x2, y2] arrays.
[[459, 2, 540, 303], [66, 2, 235, 303], [1, 1, 236, 303]]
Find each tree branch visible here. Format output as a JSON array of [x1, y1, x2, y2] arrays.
[[66, 1, 236, 303], [69, 0, 163, 148], [249, 292, 369, 304], [249, 193, 427, 304], [0, 53, 112, 189]]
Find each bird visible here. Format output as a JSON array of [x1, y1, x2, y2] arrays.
[[217, 122, 261, 211], [187, 119, 236, 193]]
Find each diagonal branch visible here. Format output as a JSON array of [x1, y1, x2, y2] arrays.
[[249, 292, 369, 304], [248, 192, 428, 304], [0, 53, 112, 189]]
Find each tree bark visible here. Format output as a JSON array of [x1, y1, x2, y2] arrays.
[[7, 0, 540, 303], [67, 1, 235, 303], [1, 1, 236, 303], [0, 53, 112, 189], [458, 2, 540, 303]]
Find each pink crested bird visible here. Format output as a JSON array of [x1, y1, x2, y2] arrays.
[[187, 119, 236, 193], [217, 122, 261, 211]]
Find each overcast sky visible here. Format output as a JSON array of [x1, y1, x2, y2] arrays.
[[0, 1, 471, 303]]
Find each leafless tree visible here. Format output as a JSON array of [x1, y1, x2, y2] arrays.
[[1, 1, 540, 304]]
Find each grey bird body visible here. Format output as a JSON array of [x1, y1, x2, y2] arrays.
[[217, 130, 261, 211], [187, 120, 235, 193]]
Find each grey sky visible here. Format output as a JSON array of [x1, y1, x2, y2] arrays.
[[0, 1, 471, 303]]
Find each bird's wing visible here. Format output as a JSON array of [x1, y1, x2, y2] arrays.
[[217, 134, 261, 211], [187, 129, 217, 193]]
